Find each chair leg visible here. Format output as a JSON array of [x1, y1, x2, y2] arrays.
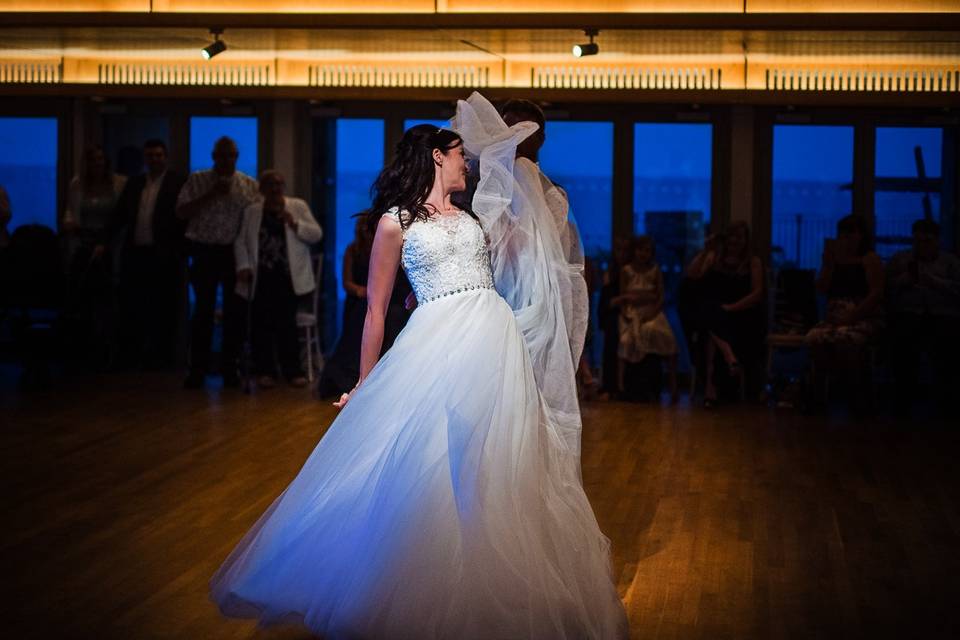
[[305, 326, 313, 383]]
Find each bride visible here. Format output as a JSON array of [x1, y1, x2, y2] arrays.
[[211, 93, 628, 639]]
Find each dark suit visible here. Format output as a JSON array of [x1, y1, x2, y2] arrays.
[[109, 170, 187, 367]]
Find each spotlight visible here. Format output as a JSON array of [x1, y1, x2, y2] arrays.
[[201, 28, 226, 60], [572, 28, 599, 58]]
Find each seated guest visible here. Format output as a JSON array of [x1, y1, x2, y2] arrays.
[[235, 170, 323, 388], [105, 139, 186, 369], [318, 217, 412, 398], [805, 214, 884, 408], [686, 221, 764, 408], [886, 219, 960, 415], [612, 236, 678, 402]]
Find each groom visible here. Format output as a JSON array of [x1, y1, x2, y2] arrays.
[[454, 98, 564, 213], [499, 99, 583, 263]]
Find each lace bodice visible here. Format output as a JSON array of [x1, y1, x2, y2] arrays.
[[384, 208, 494, 304]]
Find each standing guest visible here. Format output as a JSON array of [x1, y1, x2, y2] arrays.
[[598, 237, 631, 399], [235, 170, 323, 388], [319, 217, 413, 397], [62, 145, 127, 258], [613, 236, 678, 402], [805, 214, 884, 408], [886, 219, 960, 415], [576, 254, 600, 399], [106, 139, 186, 369], [176, 136, 259, 389], [686, 222, 765, 408], [62, 145, 127, 367]]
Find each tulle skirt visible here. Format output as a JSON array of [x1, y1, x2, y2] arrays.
[[211, 288, 628, 639]]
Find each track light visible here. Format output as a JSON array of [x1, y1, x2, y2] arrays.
[[201, 28, 226, 60], [572, 29, 599, 58]]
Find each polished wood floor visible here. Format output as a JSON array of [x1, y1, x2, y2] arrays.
[[3, 372, 959, 639]]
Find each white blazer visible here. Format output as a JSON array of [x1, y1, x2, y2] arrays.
[[234, 197, 323, 300]]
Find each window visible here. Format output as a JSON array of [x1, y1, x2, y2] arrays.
[[633, 122, 713, 371], [772, 125, 854, 269], [102, 115, 170, 178], [403, 119, 448, 131], [633, 122, 712, 270], [189, 116, 258, 178], [0, 117, 58, 230], [539, 121, 613, 257], [334, 119, 385, 332], [874, 127, 944, 259]]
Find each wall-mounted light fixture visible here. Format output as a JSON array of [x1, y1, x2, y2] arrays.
[[201, 28, 227, 60], [573, 29, 599, 58]]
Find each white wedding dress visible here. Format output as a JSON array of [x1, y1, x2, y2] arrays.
[[211, 93, 628, 639]]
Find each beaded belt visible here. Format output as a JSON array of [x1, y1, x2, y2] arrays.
[[419, 283, 495, 305]]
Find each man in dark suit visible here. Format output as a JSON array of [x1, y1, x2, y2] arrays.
[[106, 139, 187, 369]]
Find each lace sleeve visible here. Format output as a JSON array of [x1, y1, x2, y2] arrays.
[[451, 92, 589, 463]]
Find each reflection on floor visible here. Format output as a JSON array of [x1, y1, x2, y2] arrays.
[[4, 372, 958, 639]]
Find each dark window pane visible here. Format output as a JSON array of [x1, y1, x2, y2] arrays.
[[404, 119, 448, 131], [335, 119, 384, 333], [633, 122, 712, 260], [633, 122, 713, 372], [189, 116, 258, 178], [539, 121, 613, 257], [874, 126, 944, 259], [876, 127, 942, 178], [0, 117, 58, 230], [102, 115, 170, 178], [772, 125, 854, 269]]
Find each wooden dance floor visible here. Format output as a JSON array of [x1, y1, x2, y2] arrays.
[[4, 372, 959, 639]]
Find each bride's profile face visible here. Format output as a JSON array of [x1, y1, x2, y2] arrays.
[[438, 143, 467, 194]]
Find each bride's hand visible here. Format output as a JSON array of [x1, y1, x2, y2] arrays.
[[333, 392, 351, 409], [333, 382, 360, 409]]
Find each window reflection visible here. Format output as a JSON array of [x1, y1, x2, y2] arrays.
[[874, 127, 943, 259], [772, 125, 854, 270], [0, 117, 58, 230], [189, 116, 258, 178]]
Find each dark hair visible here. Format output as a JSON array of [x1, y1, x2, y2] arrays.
[[213, 136, 238, 154], [836, 214, 871, 256], [364, 125, 469, 230], [912, 218, 940, 236], [499, 99, 546, 131], [143, 139, 167, 151], [631, 235, 654, 254], [718, 221, 753, 271], [81, 144, 114, 192]]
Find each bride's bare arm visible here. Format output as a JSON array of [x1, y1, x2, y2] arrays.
[[334, 215, 402, 408], [359, 216, 402, 380]]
